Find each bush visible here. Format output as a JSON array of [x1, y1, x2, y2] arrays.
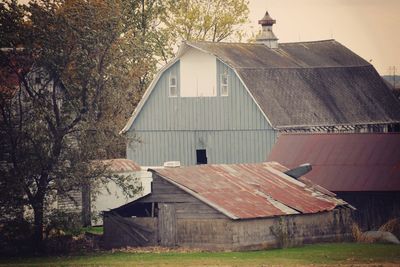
[[0, 219, 34, 256], [44, 210, 82, 238], [379, 218, 400, 239]]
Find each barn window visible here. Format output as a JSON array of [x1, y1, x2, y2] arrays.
[[169, 75, 177, 97], [220, 74, 228, 96], [196, 149, 207, 164]]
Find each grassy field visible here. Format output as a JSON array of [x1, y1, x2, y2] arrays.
[[1, 243, 400, 266]]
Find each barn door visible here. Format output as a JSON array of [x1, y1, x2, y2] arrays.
[[158, 203, 176, 246]]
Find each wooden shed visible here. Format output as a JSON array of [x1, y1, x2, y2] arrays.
[[103, 162, 353, 250]]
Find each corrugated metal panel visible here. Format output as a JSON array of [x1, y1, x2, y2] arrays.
[[127, 59, 277, 166], [96, 158, 141, 173], [153, 162, 347, 219], [267, 133, 400, 191], [128, 130, 277, 166]]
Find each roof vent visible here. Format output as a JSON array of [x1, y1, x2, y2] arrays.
[[284, 163, 312, 179], [256, 11, 278, 49], [163, 161, 181, 168]]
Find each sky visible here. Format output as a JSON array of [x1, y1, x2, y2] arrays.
[[17, 0, 399, 75], [248, 0, 400, 75]]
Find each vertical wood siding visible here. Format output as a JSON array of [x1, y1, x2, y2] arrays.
[[127, 59, 277, 166]]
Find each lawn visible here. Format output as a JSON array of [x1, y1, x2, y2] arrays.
[[1, 243, 400, 266], [81, 226, 103, 235]]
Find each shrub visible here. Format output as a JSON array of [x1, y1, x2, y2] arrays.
[[44, 210, 82, 238], [0, 219, 34, 256], [379, 218, 400, 239]]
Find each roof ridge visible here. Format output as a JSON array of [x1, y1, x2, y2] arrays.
[[280, 39, 336, 45], [186, 39, 337, 46], [280, 132, 400, 136], [236, 64, 372, 70], [186, 40, 265, 46]]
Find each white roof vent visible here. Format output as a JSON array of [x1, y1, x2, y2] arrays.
[[163, 161, 181, 168]]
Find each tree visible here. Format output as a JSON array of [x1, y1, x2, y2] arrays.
[[0, 0, 251, 253], [0, 0, 141, 251], [163, 0, 250, 43]]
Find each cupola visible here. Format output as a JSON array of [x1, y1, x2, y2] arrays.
[[256, 11, 278, 49]]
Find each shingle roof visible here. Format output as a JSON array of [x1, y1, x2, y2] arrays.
[[152, 162, 350, 220], [267, 133, 400, 192], [188, 40, 368, 69], [187, 40, 400, 128]]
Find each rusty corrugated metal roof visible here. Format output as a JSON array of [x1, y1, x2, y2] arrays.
[[98, 158, 141, 173], [153, 162, 349, 220], [267, 133, 400, 192]]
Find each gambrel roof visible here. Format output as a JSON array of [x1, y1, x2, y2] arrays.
[[188, 40, 400, 129], [121, 40, 400, 133]]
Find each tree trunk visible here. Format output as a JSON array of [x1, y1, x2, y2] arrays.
[[32, 201, 45, 253]]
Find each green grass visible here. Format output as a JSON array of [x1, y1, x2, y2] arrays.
[[1, 243, 400, 266], [81, 226, 103, 235]]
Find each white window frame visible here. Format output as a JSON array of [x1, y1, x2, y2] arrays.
[[220, 73, 228, 96], [169, 75, 178, 97]]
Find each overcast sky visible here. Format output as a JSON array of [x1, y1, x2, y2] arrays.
[[17, 0, 399, 75], [248, 0, 400, 75]]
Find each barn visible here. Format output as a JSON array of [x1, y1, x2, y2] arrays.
[[103, 162, 353, 250], [267, 133, 400, 230], [120, 12, 400, 167]]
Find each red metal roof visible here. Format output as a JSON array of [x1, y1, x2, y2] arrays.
[[267, 133, 400, 192], [153, 162, 348, 220], [96, 158, 141, 173]]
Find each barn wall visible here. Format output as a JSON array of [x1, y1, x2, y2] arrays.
[[337, 192, 400, 230], [127, 59, 277, 166], [128, 130, 277, 166]]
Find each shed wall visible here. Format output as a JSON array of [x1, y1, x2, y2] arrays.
[[104, 208, 352, 250], [175, 209, 352, 250], [127, 59, 277, 166]]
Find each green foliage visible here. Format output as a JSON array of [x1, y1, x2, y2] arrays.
[[0, 0, 144, 247], [81, 226, 103, 235], [0, 218, 34, 256], [163, 0, 250, 43], [44, 210, 82, 237]]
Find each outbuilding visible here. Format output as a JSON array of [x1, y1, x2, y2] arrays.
[[267, 133, 400, 230], [104, 162, 353, 250]]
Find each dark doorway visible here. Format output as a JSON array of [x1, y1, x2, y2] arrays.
[[196, 149, 207, 164]]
